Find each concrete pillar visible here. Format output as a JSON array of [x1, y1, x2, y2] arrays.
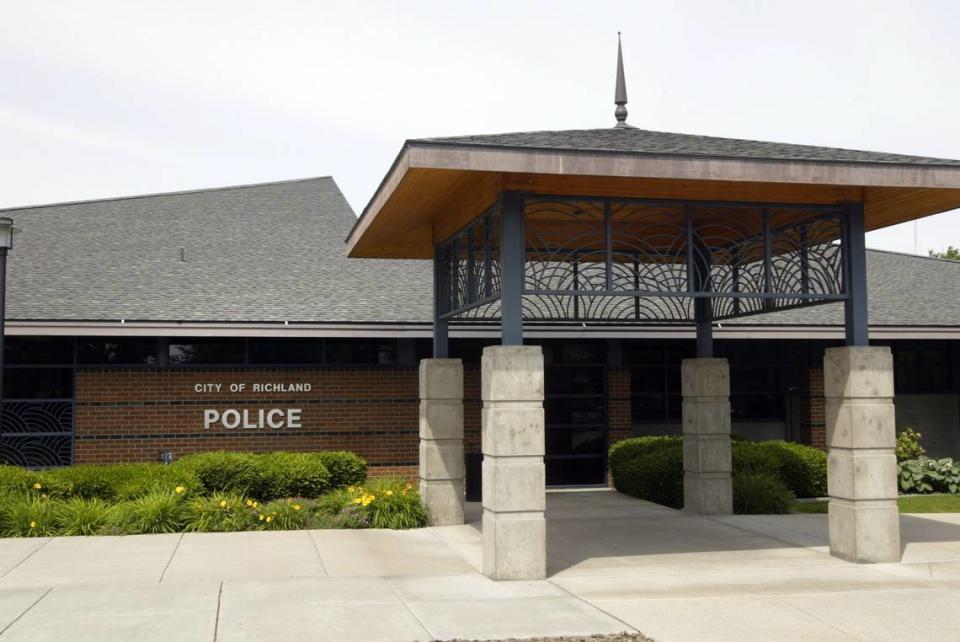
[[419, 358, 464, 526], [825, 346, 901, 563], [681, 358, 733, 515], [481, 345, 546, 580]]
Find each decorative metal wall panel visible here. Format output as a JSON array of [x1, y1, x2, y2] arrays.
[[0, 401, 74, 467], [437, 194, 847, 324], [437, 204, 501, 319]]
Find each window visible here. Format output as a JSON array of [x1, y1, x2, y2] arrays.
[[78, 338, 159, 365], [248, 339, 324, 365], [4, 337, 74, 365], [324, 339, 397, 365], [168, 338, 244, 365], [3, 368, 73, 399], [894, 341, 952, 393]]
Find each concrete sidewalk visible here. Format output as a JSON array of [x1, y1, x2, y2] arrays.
[[0, 491, 958, 641]]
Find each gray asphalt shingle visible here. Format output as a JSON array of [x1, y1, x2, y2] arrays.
[[417, 128, 960, 166], [4, 177, 959, 327]]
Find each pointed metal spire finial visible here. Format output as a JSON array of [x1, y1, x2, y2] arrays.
[[614, 32, 629, 127]]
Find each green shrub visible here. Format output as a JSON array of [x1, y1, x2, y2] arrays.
[[185, 492, 256, 532], [257, 499, 309, 530], [610, 435, 827, 510], [317, 478, 427, 529], [254, 453, 331, 501], [612, 443, 684, 509], [112, 490, 190, 534], [609, 435, 682, 485], [318, 451, 368, 489], [753, 441, 827, 498], [43, 463, 201, 501], [174, 452, 261, 495], [0, 495, 58, 537], [55, 498, 112, 536], [896, 428, 926, 462], [734, 473, 795, 514], [0, 465, 39, 496]]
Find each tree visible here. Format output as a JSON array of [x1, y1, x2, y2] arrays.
[[929, 246, 960, 260]]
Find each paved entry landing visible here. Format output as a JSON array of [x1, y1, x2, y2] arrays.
[[0, 490, 959, 641]]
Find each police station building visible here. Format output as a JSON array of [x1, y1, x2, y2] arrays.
[[3, 169, 960, 484]]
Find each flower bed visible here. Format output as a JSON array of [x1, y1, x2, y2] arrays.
[[0, 451, 429, 537]]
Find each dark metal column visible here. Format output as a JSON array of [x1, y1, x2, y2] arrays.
[[843, 203, 869, 346], [500, 192, 525, 345], [432, 244, 449, 358], [687, 207, 713, 358]]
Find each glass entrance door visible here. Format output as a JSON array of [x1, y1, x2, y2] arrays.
[[541, 341, 608, 485]]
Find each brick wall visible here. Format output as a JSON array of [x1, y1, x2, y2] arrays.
[[800, 367, 826, 449], [74, 367, 421, 478]]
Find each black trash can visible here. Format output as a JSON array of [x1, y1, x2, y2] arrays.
[[465, 451, 483, 502]]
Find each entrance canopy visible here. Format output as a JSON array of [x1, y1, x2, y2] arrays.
[[346, 127, 960, 261]]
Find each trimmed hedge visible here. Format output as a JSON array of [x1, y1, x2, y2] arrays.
[[0, 450, 369, 505], [610, 435, 827, 513]]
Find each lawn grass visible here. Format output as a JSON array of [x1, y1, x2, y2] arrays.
[[790, 494, 960, 514]]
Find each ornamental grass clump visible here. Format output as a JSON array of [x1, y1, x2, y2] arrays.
[[318, 478, 427, 529], [55, 498, 112, 536], [111, 490, 190, 534], [257, 498, 308, 530], [185, 492, 256, 532], [0, 495, 58, 537]]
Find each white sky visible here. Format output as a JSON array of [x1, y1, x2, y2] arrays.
[[1, 0, 959, 254]]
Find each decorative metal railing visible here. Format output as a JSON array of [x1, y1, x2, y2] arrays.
[[438, 194, 848, 324], [0, 401, 74, 467]]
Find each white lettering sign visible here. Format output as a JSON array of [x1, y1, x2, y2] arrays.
[[203, 408, 303, 430]]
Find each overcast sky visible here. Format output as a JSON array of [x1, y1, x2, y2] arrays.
[[2, 1, 959, 254]]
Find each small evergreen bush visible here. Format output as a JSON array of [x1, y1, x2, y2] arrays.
[[174, 452, 261, 496], [734, 473, 795, 514], [254, 453, 331, 501], [318, 451, 368, 489]]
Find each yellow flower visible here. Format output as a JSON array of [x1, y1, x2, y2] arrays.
[[175, 486, 185, 494], [252, 501, 258, 508], [385, 490, 393, 497], [348, 486, 356, 493], [258, 514, 265, 521], [352, 497, 363, 505], [265, 515, 273, 523], [246, 499, 253, 507], [219, 500, 228, 509], [293, 504, 301, 511], [405, 483, 412, 490], [32, 483, 42, 490], [30, 521, 37, 529]]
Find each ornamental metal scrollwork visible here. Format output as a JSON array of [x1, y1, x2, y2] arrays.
[[0, 402, 74, 467], [438, 194, 847, 324]]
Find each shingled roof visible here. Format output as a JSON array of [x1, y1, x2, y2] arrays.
[[3, 178, 432, 324], [415, 128, 960, 167], [4, 177, 960, 327]]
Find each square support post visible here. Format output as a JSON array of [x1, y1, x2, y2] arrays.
[[826, 202, 900, 562], [481, 345, 546, 580], [419, 358, 464, 526], [825, 347, 900, 562], [681, 358, 733, 515]]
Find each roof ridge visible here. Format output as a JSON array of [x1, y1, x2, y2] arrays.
[[0, 176, 335, 213], [866, 246, 960, 264]]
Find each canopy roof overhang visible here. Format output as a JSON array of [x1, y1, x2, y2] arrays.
[[346, 133, 960, 259]]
